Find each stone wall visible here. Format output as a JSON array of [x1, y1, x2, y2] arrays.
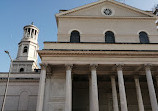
[[0, 73, 39, 111]]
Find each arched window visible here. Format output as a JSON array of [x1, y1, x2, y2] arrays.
[[105, 31, 115, 43], [139, 31, 149, 43], [23, 46, 28, 53], [20, 68, 24, 72], [70, 30, 80, 43]]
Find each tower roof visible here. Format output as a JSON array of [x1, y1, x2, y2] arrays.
[[23, 23, 39, 32]]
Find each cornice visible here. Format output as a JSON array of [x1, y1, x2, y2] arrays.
[[58, 16, 156, 20], [38, 50, 158, 58], [0, 73, 40, 79], [0, 79, 39, 82], [56, 0, 155, 17], [18, 40, 38, 46]]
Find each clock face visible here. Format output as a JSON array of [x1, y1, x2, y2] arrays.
[[103, 8, 112, 15]]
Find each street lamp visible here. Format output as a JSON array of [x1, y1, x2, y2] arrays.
[[1, 51, 13, 111]]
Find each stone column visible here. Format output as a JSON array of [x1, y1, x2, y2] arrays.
[[43, 76, 51, 111], [89, 75, 92, 111], [26, 28, 28, 37], [145, 65, 158, 111], [134, 76, 144, 111], [65, 65, 73, 111], [117, 65, 128, 111], [89, 64, 99, 111], [30, 28, 32, 37], [111, 76, 119, 111], [36, 64, 47, 111]]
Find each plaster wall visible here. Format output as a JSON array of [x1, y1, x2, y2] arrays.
[[12, 61, 35, 72], [43, 73, 66, 111], [17, 42, 38, 62], [44, 42, 158, 50], [66, 2, 148, 17], [0, 80, 39, 111], [58, 18, 158, 43]]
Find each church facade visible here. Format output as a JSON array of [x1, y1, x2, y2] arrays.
[[1, 0, 158, 111]]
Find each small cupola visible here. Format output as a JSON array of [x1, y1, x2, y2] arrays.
[[23, 22, 39, 40]]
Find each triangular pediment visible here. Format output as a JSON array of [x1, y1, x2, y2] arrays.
[[56, 0, 155, 18]]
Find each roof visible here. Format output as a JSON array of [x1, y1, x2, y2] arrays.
[[56, 0, 156, 17]]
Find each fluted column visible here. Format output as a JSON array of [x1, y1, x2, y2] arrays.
[[111, 76, 119, 111], [145, 65, 158, 111], [134, 76, 144, 111], [89, 64, 99, 111], [117, 65, 128, 111], [65, 65, 73, 111], [36, 64, 47, 111]]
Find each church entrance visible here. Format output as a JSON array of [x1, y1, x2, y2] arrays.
[[72, 74, 114, 111], [72, 74, 89, 111], [98, 75, 113, 111]]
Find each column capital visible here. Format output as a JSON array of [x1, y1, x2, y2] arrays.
[[90, 64, 98, 70], [111, 75, 116, 79], [40, 63, 47, 70], [134, 75, 139, 79], [144, 64, 152, 69], [155, 75, 158, 78], [65, 64, 73, 70], [116, 64, 124, 70], [46, 73, 53, 79]]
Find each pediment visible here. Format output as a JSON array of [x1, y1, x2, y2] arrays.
[[56, 0, 155, 18]]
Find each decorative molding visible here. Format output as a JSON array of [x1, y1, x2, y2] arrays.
[[50, 97, 65, 102], [101, 6, 115, 16], [110, 75, 116, 78], [65, 64, 73, 71], [56, 0, 155, 18], [134, 75, 139, 79], [137, 30, 150, 35], [46, 73, 53, 79], [58, 16, 156, 20], [116, 64, 123, 70], [90, 64, 98, 70], [38, 50, 158, 58], [40, 63, 47, 70], [144, 64, 152, 69], [0, 74, 40, 79], [47, 64, 53, 74], [68, 29, 82, 34]]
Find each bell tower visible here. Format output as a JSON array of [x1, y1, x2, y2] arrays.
[[11, 23, 40, 72]]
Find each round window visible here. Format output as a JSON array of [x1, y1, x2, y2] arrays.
[[103, 8, 112, 15]]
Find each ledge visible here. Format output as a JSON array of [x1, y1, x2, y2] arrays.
[[0, 73, 40, 79], [43, 42, 158, 51]]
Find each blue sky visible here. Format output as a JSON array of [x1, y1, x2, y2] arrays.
[[0, 0, 158, 72]]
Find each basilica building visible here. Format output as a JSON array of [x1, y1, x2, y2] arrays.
[[1, 0, 158, 111]]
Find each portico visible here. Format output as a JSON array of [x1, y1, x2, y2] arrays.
[[35, 40, 158, 111], [36, 61, 158, 111]]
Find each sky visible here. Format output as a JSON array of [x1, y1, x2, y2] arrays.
[[0, 0, 158, 72]]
